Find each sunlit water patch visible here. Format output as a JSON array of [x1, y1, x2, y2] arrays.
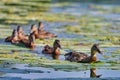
[[50, 3, 90, 16]]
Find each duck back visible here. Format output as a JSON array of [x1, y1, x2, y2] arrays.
[[65, 52, 89, 62]]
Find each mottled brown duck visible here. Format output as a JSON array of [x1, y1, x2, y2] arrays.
[[42, 39, 61, 59], [38, 22, 57, 38], [30, 24, 44, 39], [64, 44, 102, 63], [42, 39, 61, 55], [31, 22, 57, 39]]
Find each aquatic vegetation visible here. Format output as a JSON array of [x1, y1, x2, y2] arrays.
[[112, 6, 120, 13], [0, 0, 120, 79], [60, 25, 81, 33]]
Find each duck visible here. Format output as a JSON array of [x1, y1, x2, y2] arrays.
[[5, 29, 20, 44], [17, 25, 28, 40], [20, 32, 35, 49], [38, 22, 57, 38], [30, 22, 57, 39], [64, 44, 102, 63], [42, 39, 61, 59], [30, 24, 45, 39]]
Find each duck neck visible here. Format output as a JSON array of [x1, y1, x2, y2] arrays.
[[30, 42, 34, 49], [53, 47, 60, 55], [90, 50, 97, 62]]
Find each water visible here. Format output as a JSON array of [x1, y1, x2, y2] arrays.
[[0, 0, 120, 80], [1, 64, 120, 80]]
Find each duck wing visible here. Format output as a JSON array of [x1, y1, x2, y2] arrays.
[[65, 51, 89, 62], [5, 36, 12, 42], [42, 45, 53, 54]]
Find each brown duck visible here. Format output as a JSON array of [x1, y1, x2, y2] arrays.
[[30, 22, 57, 39], [5, 29, 20, 44], [20, 32, 35, 49], [38, 22, 57, 38], [30, 24, 45, 39], [64, 44, 102, 63], [42, 39, 61, 59]]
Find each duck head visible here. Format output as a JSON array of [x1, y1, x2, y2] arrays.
[[17, 25, 23, 33], [12, 29, 18, 38], [53, 39, 61, 49], [11, 29, 19, 44], [30, 24, 37, 33], [29, 32, 35, 49], [91, 44, 102, 55], [38, 21, 44, 31]]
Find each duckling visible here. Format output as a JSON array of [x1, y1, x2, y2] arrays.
[[17, 25, 28, 40], [5, 29, 20, 44], [42, 39, 61, 55], [20, 32, 35, 49], [42, 39, 61, 59], [30, 22, 57, 39], [38, 21, 57, 38], [65, 44, 102, 63], [30, 24, 45, 39]]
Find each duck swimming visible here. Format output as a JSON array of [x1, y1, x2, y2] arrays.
[[64, 44, 102, 63], [42, 39, 61, 55], [5, 29, 20, 44], [20, 32, 35, 49], [30, 24, 45, 39], [42, 39, 61, 59], [38, 22, 57, 38], [31, 22, 57, 39]]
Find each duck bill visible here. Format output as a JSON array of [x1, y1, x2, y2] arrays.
[[58, 44, 62, 49], [97, 48, 102, 54]]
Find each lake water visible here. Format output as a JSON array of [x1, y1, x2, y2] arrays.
[[0, 0, 120, 80]]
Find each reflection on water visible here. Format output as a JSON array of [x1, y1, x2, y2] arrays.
[[52, 54, 59, 59], [1, 64, 120, 79], [90, 68, 102, 78]]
